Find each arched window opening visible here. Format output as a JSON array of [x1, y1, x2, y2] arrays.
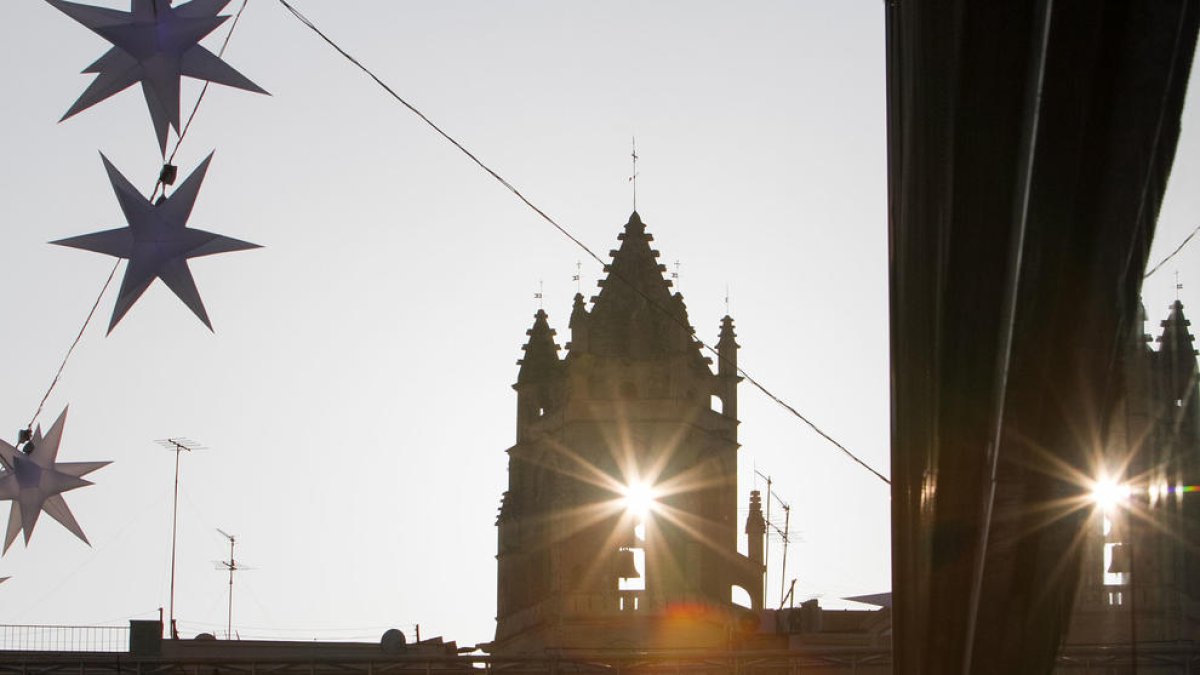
[[731, 585, 753, 609], [711, 395, 724, 414]]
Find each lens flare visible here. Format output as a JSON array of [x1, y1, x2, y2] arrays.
[[1091, 476, 1131, 513], [622, 481, 657, 519]]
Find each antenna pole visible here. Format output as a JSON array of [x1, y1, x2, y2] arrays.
[[759, 472, 772, 601], [779, 503, 791, 608], [227, 535, 235, 639], [157, 438, 203, 640], [216, 528, 246, 640], [170, 446, 181, 639], [755, 469, 796, 609], [779, 579, 796, 610]]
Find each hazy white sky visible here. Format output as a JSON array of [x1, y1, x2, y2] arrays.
[[0, 0, 1195, 649]]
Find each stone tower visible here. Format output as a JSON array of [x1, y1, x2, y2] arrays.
[[493, 212, 764, 653]]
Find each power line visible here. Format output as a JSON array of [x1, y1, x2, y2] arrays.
[[152, 0, 253, 201], [1144, 222, 1200, 279], [26, 0, 253, 433], [26, 260, 119, 431], [275, 1, 889, 486]]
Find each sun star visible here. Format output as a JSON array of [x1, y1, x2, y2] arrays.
[[52, 151, 261, 333], [621, 481, 657, 521], [0, 408, 110, 553], [47, 0, 268, 153]]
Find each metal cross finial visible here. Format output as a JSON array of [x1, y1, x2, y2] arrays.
[[573, 261, 582, 293], [672, 260, 680, 291], [1176, 271, 1183, 300], [725, 284, 731, 315], [535, 280, 544, 309], [629, 137, 639, 212]]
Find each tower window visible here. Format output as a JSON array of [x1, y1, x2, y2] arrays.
[[711, 395, 724, 414], [731, 585, 753, 609]]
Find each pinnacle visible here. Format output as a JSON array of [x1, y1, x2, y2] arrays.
[[719, 315, 737, 340], [1158, 299, 1197, 357], [517, 310, 561, 383]]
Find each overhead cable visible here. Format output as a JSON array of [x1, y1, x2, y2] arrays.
[[275, 0, 890, 486], [1145, 222, 1200, 279], [27, 0, 253, 431]]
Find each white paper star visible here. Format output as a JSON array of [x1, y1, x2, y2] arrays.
[[0, 408, 110, 553], [48, 0, 268, 153], [53, 152, 261, 333]]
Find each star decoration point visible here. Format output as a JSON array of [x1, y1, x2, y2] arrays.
[[52, 152, 261, 333], [47, 0, 268, 153], [0, 408, 110, 554]]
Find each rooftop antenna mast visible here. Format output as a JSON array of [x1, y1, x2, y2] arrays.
[[155, 437, 205, 639], [780, 579, 797, 610], [215, 528, 251, 639], [754, 469, 793, 607], [774, 497, 792, 607]]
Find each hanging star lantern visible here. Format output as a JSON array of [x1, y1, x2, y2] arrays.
[[0, 408, 110, 553], [48, 0, 268, 153], [53, 152, 260, 333]]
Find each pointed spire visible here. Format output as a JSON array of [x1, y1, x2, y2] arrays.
[[588, 212, 695, 358], [517, 309, 562, 384], [745, 490, 765, 538], [594, 212, 671, 302], [744, 490, 766, 610], [1157, 300, 1197, 358], [717, 315, 740, 374], [568, 293, 590, 354], [1156, 300, 1198, 405]]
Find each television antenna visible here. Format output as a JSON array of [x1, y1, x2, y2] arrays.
[[155, 437, 206, 639], [215, 528, 252, 639], [754, 470, 794, 607]]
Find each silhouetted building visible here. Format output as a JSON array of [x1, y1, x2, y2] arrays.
[[492, 212, 766, 653], [1066, 299, 1200, 654]]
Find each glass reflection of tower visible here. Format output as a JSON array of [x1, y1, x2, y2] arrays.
[[1067, 299, 1200, 651]]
